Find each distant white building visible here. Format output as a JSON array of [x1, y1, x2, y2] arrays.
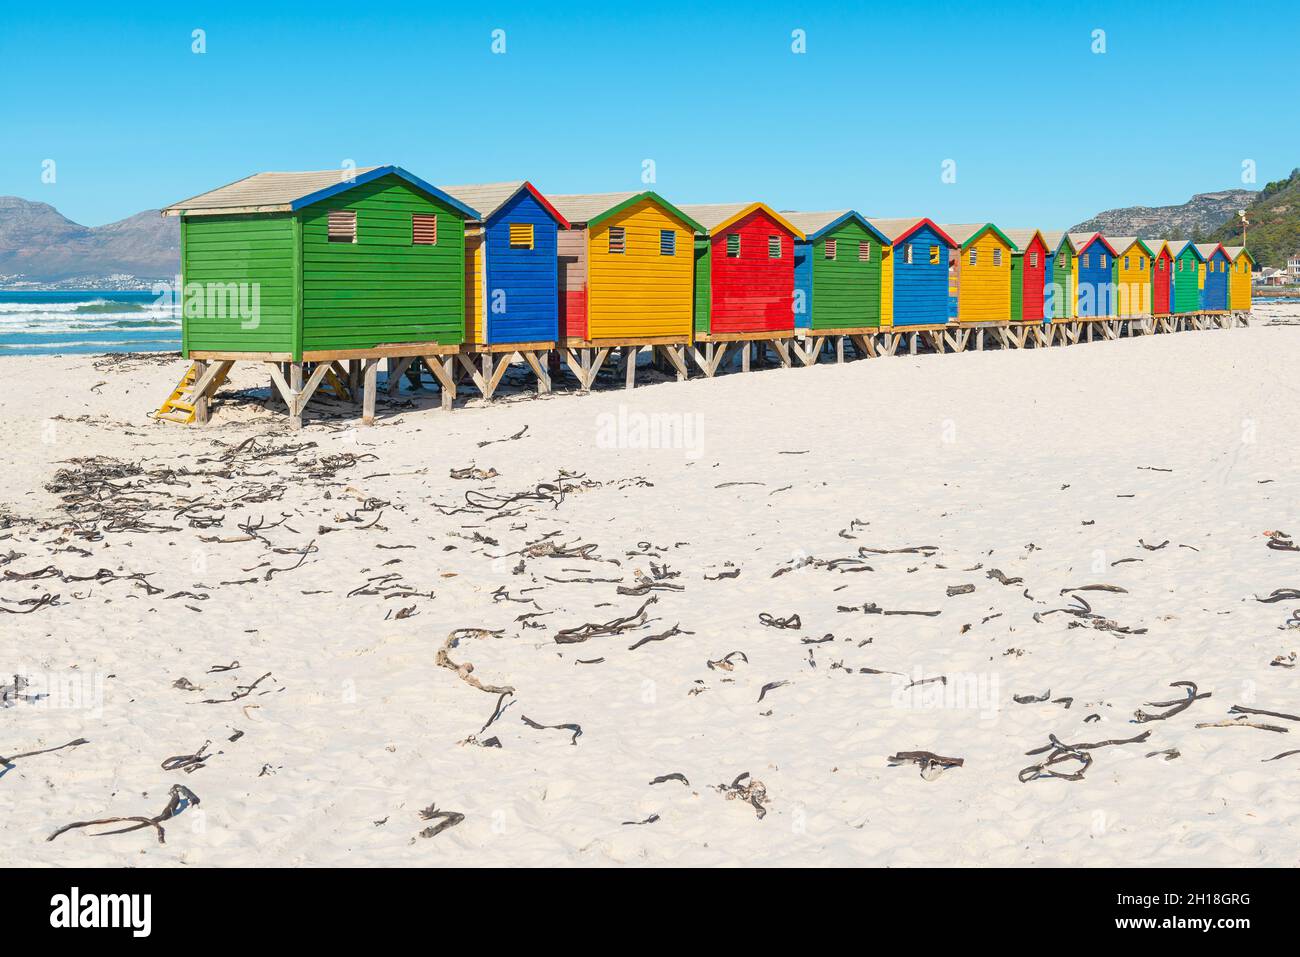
[[1260, 267, 1293, 286], [1288, 253, 1300, 276]]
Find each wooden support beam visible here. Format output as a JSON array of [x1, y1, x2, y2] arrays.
[[521, 350, 551, 394], [387, 357, 414, 396], [288, 363, 305, 430], [589, 347, 610, 386], [657, 344, 688, 381], [623, 345, 638, 389], [361, 358, 379, 426], [455, 353, 490, 397], [771, 338, 792, 367], [485, 352, 512, 399], [425, 356, 458, 410], [191, 360, 209, 425]]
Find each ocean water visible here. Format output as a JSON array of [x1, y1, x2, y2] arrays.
[[0, 291, 181, 356]]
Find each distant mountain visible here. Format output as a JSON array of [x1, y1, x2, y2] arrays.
[[0, 196, 178, 285], [1207, 168, 1300, 269], [1069, 189, 1255, 242]]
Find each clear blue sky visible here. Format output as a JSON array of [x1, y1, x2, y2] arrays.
[[1, 1, 1293, 229]]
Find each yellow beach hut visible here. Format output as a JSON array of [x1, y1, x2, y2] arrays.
[[1224, 246, 1254, 312], [940, 223, 1015, 323], [547, 191, 703, 345], [1108, 237, 1154, 317]]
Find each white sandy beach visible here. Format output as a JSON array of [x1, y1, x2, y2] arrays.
[[2, 304, 1299, 867]]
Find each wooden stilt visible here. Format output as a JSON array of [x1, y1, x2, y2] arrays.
[[361, 358, 379, 426], [387, 357, 413, 396], [624, 346, 637, 389]]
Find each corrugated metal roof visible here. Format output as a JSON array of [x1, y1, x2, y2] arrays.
[[1002, 228, 1047, 252], [1069, 231, 1099, 249], [675, 203, 757, 231], [1142, 238, 1169, 254], [781, 210, 852, 236], [865, 217, 925, 242], [163, 167, 384, 213], [547, 192, 642, 225], [938, 223, 988, 246], [1195, 243, 1225, 259], [1107, 236, 1143, 253], [439, 181, 528, 222], [162, 165, 480, 219], [1224, 245, 1248, 260], [676, 202, 804, 238], [1041, 229, 1069, 251]]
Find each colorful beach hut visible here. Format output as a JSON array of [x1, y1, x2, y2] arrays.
[[1195, 243, 1231, 312], [677, 203, 804, 337], [1108, 238, 1154, 317], [940, 224, 1015, 323], [1003, 229, 1049, 323], [547, 192, 702, 344], [1144, 240, 1173, 315], [440, 181, 570, 346], [784, 211, 891, 331], [1224, 246, 1255, 312], [1069, 233, 1119, 318], [162, 166, 479, 361], [866, 218, 957, 327], [1041, 231, 1075, 321], [1170, 241, 1206, 313]]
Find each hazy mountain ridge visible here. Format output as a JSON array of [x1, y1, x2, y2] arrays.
[[0, 196, 178, 286], [1207, 169, 1300, 268], [1069, 188, 1255, 242]]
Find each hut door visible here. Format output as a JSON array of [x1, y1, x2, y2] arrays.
[[464, 232, 485, 344]]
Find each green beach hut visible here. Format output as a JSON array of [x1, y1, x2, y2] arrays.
[[1169, 241, 1206, 314], [785, 210, 892, 331], [162, 166, 479, 363]]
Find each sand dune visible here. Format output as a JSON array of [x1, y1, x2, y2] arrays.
[[2, 305, 1299, 866]]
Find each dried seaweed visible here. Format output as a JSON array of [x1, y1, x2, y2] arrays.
[[47, 784, 199, 844]]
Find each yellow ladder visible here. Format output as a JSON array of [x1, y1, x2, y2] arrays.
[[155, 362, 229, 424], [319, 364, 352, 402]]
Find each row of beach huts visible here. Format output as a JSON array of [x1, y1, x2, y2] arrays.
[[157, 166, 1254, 425]]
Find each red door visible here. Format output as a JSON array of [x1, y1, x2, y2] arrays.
[[1022, 238, 1046, 321], [1152, 252, 1171, 314]]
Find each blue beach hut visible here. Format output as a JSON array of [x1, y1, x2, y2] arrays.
[[441, 181, 571, 345]]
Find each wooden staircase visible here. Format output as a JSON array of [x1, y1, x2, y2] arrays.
[[154, 361, 232, 424]]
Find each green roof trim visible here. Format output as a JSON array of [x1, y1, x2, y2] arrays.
[[587, 191, 705, 234], [959, 222, 1016, 250]]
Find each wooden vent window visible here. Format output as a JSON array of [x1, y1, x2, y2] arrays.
[[824, 238, 837, 260], [1029, 252, 1038, 268], [769, 235, 782, 259], [904, 245, 913, 265], [608, 226, 626, 254], [929, 245, 940, 265], [726, 234, 741, 257], [412, 214, 438, 246], [1082, 253, 1090, 268], [660, 229, 676, 256], [859, 241, 871, 262], [509, 223, 534, 249], [993, 248, 1002, 267], [328, 209, 357, 243], [1100, 254, 1108, 268], [969, 249, 978, 266]]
